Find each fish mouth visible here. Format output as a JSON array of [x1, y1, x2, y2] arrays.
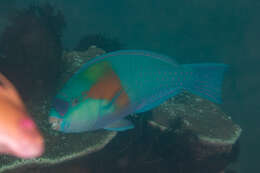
[[49, 116, 62, 130]]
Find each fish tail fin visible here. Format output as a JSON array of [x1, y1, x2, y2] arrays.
[[183, 63, 228, 103]]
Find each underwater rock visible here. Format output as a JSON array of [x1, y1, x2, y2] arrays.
[[0, 46, 117, 173], [35, 92, 241, 173], [148, 91, 242, 173], [41, 89, 242, 173], [150, 92, 242, 145]]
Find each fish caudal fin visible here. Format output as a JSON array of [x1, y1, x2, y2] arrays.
[[184, 63, 228, 103]]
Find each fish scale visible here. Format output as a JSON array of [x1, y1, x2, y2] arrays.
[[110, 53, 182, 101]]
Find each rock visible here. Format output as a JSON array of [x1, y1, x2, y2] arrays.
[[148, 91, 242, 173], [36, 91, 241, 173], [150, 91, 241, 145]]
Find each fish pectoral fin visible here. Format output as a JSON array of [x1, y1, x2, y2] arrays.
[[104, 119, 134, 131]]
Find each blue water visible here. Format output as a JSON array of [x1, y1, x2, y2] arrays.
[[1, 0, 260, 173]]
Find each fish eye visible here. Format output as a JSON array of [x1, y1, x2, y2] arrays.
[[72, 98, 79, 106], [53, 97, 69, 116]]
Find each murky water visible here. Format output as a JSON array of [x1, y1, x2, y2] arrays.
[[0, 1, 259, 173]]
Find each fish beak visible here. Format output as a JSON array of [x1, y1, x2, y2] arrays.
[[49, 117, 62, 130]]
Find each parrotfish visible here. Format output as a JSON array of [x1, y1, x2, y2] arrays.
[[0, 73, 44, 158], [49, 50, 228, 133]]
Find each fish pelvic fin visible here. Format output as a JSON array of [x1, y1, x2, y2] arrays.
[[183, 63, 228, 103]]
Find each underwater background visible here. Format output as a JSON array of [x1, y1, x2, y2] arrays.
[[0, 0, 259, 173]]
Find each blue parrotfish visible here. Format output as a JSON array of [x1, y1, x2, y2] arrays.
[[49, 50, 228, 133]]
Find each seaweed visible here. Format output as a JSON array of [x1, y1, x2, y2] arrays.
[[0, 2, 66, 101]]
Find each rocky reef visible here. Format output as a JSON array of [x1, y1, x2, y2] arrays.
[[72, 91, 241, 173], [0, 46, 241, 173], [148, 92, 241, 173]]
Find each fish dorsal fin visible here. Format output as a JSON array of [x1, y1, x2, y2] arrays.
[[0, 73, 24, 108], [75, 50, 178, 75]]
